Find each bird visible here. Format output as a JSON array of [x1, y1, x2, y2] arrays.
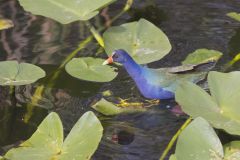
[[103, 49, 206, 100]]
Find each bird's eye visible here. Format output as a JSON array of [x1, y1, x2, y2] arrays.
[[113, 54, 118, 59]]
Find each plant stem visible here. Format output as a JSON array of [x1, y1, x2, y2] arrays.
[[9, 85, 14, 95], [85, 21, 105, 48], [109, 0, 133, 24], [222, 52, 240, 72], [159, 117, 192, 160], [85, 0, 134, 48]]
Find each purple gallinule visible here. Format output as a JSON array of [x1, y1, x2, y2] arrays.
[[103, 49, 205, 100]]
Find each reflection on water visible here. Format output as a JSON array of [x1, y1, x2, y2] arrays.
[[0, 0, 240, 159]]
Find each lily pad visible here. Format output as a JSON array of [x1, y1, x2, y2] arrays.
[[176, 71, 240, 135], [175, 117, 223, 160], [65, 57, 118, 82], [0, 61, 45, 86], [18, 0, 115, 24], [103, 18, 172, 64], [91, 98, 146, 116], [58, 111, 103, 160], [4, 112, 63, 160], [4, 111, 103, 160], [227, 12, 240, 22], [0, 18, 14, 30], [169, 155, 177, 160], [224, 141, 240, 160], [182, 49, 223, 65]]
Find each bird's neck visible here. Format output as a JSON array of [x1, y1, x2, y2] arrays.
[[122, 58, 142, 80]]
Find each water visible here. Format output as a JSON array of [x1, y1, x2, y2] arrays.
[[0, 0, 240, 159]]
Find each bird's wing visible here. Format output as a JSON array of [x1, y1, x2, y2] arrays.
[[147, 67, 206, 93]]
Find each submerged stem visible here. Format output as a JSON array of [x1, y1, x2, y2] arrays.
[[159, 117, 192, 160]]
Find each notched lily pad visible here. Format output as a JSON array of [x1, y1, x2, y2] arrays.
[[182, 49, 223, 65], [0, 18, 14, 30], [4, 111, 103, 160], [4, 112, 63, 160], [91, 98, 146, 116], [176, 71, 240, 135], [103, 18, 172, 64], [175, 117, 223, 160], [18, 0, 116, 24], [0, 61, 45, 86], [227, 12, 240, 22], [65, 57, 118, 82]]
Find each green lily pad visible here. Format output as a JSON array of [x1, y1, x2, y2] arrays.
[[0, 18, 14, 30], [5, 111, 103, 160], [91, 98, 146, 116], [227, 12, 240, 22], [18, 0, 116, 24], [0, 61, 45, 86], [224, 141, 240, 160], [176, 71, 240, 135], [182, 49, 223, 65], [103, 18, 172, 64], [175, 117, 223, 160], [4, 112, 63, 160], [169, 155, 177, 160], [65, 57, 118, 82], [58, 111, 103, 160]]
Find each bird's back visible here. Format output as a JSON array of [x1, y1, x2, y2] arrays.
[[142, 67, 206, 93]]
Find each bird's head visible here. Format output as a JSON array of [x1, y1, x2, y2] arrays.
[[102, 49, 131, 65]]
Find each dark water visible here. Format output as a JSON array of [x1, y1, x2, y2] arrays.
[[0, 0, 240, 159]]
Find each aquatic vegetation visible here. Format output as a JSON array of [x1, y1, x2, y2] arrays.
[[227, 12, 240, 22], [3, 111, 103, 160], [170, 117, 240, 160], [1, 0, 239, 159], [91, 98, 147, 116], [176, 71, 240, 135], [0, 61, 45, 86], [18, 0, 116, 23], [103, 18, 172, 64], [0, 18, 13, 30], [65, 57, 118, 82], [182, 49, 222, 65]]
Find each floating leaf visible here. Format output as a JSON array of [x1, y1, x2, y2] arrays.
[[103, 18, 172, 64], [58, 111, 103, 160], [175, 117, 223, 160], [0, 61, 45, 86], [224, 141, 240, 160], [227, 12, 240, 22], [4, 111, 103, 160], [65, 57, 118, 82], [169, 155, 177, 160], [91, 98, 146, 116], [18, 0, 116, 24], [182, 49, 223, 65], [0, 18, 14, 30], [5, 112, 63, 160], [176, 71, 240, 135]]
